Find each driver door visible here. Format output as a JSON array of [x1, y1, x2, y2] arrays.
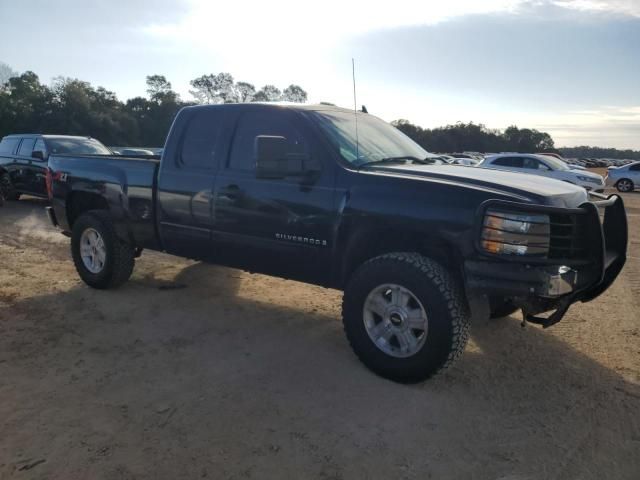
[[212, 107, 336, 284]]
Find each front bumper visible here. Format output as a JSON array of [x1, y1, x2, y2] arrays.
[[465, 194, 627, 326]]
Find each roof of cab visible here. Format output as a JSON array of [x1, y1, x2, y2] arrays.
[[186, 102, 357, 114], [3, 134, 94, 140]]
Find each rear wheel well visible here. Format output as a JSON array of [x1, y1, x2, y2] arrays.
[[67, 192, 109, 228], [341, 229, 462, 287]]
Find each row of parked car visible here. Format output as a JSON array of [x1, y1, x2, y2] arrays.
[[430, 151, 639, 193]]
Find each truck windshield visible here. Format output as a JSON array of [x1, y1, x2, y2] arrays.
[[46, 137, 111, 155], [310, 110, 438, 167]]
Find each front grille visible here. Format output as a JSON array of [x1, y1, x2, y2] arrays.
[[548, 212, 590, 259]]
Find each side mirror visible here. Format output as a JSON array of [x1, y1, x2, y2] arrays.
[[31, 150, 45, 160], [255, 135, 307, 179]]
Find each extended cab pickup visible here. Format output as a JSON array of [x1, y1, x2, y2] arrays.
[[47, 104, 628, 383]]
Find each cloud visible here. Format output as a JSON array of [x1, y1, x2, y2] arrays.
[[552, 0, 640, 17], [142, 0, 523, 54], [526, 105, 640, 148]]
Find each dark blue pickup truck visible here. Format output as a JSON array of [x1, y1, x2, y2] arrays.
[[46, 103, 627, 382]]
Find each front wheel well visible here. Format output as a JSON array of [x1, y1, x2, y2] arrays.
[[67, 191, 109, 228], [341, 229, 463, 287]]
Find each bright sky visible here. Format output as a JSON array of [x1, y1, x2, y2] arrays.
[[1, 0, 639, 149]]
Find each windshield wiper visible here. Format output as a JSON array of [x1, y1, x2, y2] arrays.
[[358, 156, 438, 169]]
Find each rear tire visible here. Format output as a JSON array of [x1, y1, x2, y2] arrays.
[[0, 173, 21, 201], [616, 178, 634, 193], [71, 210, 135, 289], [342, 252, 470, 383]]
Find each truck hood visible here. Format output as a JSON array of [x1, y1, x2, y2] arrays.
[[367, 164, 589, 208]]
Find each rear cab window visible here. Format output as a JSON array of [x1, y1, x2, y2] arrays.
[[180, 108, 227, 170]]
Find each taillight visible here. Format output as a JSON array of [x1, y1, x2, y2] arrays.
[[45, 169, 53, 200], [46, 170, 64, 201]]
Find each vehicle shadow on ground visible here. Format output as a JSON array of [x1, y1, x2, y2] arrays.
[[2, 258, 639, 479]]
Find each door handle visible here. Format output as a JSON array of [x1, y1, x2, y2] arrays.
[[219, 184, 240, 201]]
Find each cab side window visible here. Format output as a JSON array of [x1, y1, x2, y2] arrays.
[[228, 111, 308, 172], [180, 109, 226, 170], [18, 138, 36, 157]]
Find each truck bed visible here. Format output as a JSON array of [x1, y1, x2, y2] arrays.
[[48, 153, 160, 248]]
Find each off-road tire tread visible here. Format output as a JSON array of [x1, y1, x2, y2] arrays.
[[342, 252, 470, 383], [71, 210, 134, 289]]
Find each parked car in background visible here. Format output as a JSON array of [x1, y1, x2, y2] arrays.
[[437, 154, 480, 166], [606, 161, 640, 192], [451, 157, 480, 166], [115, 148, 156, 156], [538, 153, 586, 170], [0, 134, 111, 199], [479, 153, 605, 192]]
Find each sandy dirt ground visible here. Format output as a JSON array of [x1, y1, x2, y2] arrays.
[[0, 192, 639, 480]]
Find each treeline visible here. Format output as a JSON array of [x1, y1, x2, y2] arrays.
[[392, 119, 556, 154], [0, 70, 307, 146], [559, 145, 640, 160]]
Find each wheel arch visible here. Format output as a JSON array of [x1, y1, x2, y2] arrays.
[[616, 177, 634, 190], [338, 226, 465, 288], [66, 191, 109, 229]]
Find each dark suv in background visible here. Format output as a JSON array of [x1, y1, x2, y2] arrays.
[[0, 134, 111, 199]]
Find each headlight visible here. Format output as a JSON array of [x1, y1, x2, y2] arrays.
[[577, 175, 602, 185], [481, 210, 550, 256]]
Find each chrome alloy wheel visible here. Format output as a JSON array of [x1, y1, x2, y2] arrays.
[[80, 228, 106, 274], [363, 284, 428, 358]]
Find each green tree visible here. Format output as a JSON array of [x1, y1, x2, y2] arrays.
[[189, 73, 237, 104], [236, 82, 256, 103], [0, 62, 18, 86], [253, 85, 281, 102], [282, 84, 307, 103]]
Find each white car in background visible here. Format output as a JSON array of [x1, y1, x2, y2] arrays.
[[605, 161, 640, 192], [479, 153, 605, 192]]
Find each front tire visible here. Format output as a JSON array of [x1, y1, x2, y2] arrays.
[[71, 211, 135, 289], [342, 252, 470, 383], [616, 178, 634, 192], [0, 173, 21, 201]]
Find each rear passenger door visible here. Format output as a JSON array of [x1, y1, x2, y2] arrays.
[[157, 107, 231, 258], [212, 107, 336, 283], [16, 137, 47, 196]]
